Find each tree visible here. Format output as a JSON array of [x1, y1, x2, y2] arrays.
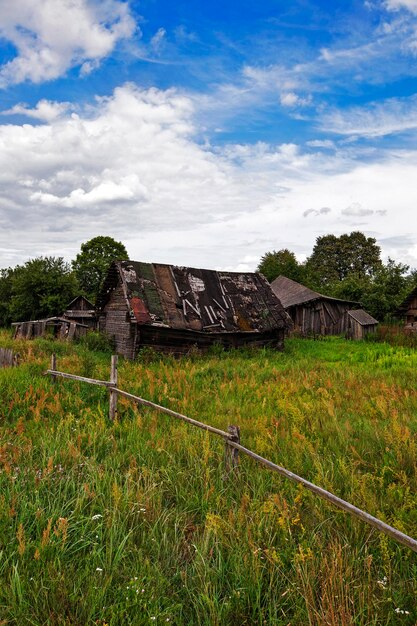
[[72, 236, 128, 302], [8, 257, 78, 322], [305, 231, 382, 290], [0, 267, 16, 326], [257, 249, 304, 283]]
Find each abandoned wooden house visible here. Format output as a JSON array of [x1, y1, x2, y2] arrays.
[[96, 260, 292, 358], [12, 295, 96, 341], [12, 317, 89, 341], [63, 296, 96, 329], [397, 285, 417, 332], [270, 275, 377, 337], [345, 309, 378, 339]]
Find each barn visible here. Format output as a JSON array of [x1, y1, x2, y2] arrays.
[[96, 260, 292, 358], [270, 275, 376, 337], [397, 285, 417, 332]]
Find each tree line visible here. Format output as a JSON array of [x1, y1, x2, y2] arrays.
[[0, 236, 128, 327], [257, 231, 416, 321], [0, 231, 414, 328]]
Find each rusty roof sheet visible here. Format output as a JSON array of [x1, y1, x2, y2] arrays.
[[98, 261, 291, 333], [271, 275, 360, 308], [347, 309, 378, 326]]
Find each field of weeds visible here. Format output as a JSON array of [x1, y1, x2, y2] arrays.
[[0, 331, 417, 625]]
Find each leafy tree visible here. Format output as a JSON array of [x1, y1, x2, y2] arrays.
[[0, 267, 16, 326], [72, 236, 128, 302], [306, 231, 382, 289], [257, 249, 304, 283], [362, 259, 415, 321], [8, 257, 78, 322]]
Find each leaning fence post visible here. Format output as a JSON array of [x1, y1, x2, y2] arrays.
[[51, 354, 57, 384], [109, 355, 118, 420], [224, 425, 240, 477]]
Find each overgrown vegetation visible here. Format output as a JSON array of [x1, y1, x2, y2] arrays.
[[0, 334, 417, 625], [258, 232, 417, 320]]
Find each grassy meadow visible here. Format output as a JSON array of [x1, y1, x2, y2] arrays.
[[0, 331, 417, 625]]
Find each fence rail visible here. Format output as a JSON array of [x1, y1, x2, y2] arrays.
[[45, 353, 417, 554]]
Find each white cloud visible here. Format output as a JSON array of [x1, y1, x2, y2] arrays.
[[341, 202, 373, 217], [280, 92, 312, 107], [303, 207, 332, 217], [0, 0, 136, 86], [320, 94, 417, 137], [150, 28, 167, 53], [385, 0, 417, 13], [1, 99, 71, 122], [0, 84, 416, 270]]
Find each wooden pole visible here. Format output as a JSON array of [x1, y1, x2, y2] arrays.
[[109, 355, 118, 420], [224, 425, 240, 477], [51, 354, 56, 384]]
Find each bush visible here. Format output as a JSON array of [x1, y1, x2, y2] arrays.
[[77, 331, 114, 353]]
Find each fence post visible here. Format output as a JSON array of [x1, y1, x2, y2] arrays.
[[109, 355, 118, 421], [51, 354, 57, 384], [224, 425, 240, 478]]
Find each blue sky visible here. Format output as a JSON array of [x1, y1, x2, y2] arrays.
[[1, 0, 417, 271]]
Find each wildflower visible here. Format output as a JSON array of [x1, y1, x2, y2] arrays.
[[395, 608, 410, 615], [96, 567, 103, 572], [377, 576, 388, 589], [92, 514, 103, 520], [150, 618, 156, 621]]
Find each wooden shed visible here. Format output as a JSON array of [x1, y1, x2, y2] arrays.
[[63, 295, 96, 329], [271, 275, 362, 336], [397, 285, 417, 332], [96, 260, 292, 358], [345, 309, 378, 339], [12, 317, 89, 341]]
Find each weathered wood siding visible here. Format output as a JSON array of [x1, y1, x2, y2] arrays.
[[99, 285, 136, 359], [288, 300, 352, 336], [348, 319, 377, 340], [0, 348, 18, 367], [405, 294, 417, 329], [136, 325, 285, 356]]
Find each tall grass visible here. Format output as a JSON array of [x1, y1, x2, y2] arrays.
[[0, 332, 416, 624]]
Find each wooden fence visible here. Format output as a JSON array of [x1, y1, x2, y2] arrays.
[[0, 348, 18, 368], [46, 354, 417, 554]]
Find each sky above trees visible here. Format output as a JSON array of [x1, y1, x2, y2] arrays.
[[1, 0, 417, 271]]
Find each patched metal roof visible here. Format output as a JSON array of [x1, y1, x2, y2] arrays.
[[98, 261, 291, 333]]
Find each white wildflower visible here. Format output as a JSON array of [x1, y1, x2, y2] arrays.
[[96, 567, 103, 572], [92, 514, 103, 520]]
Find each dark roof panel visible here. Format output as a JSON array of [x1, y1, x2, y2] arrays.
[[98, 260, 291, 333], [271, 275, 361, 308], [348, 309, 378, 326]]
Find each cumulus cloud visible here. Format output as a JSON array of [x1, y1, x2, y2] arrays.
[[342, 202, 374, 217], [280, 92, 312, 107], [303, 207, 332, 217], [0, 83, 416, 269], [0, 0, 136, 86], [1, 99, 72, 122]]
